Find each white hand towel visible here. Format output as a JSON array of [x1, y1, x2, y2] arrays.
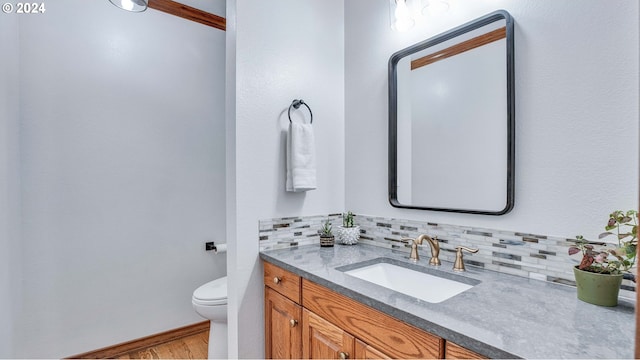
[[286, 122, 317, 192]]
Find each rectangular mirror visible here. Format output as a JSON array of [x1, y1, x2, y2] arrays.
[[389, 10, 515, 215]]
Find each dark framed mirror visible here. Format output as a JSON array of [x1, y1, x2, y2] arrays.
[[388, 10, 515, 215]]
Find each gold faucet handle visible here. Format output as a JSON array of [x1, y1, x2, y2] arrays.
[[402, 237, 420, 262], [401, 237, 416, 244], [453, 246, 479, 272], [457, 246, 479, 254]]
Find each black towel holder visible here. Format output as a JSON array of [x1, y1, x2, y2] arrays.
[[288, 99, 313, 124]]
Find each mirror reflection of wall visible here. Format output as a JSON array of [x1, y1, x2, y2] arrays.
[[390, 10, 514, 215]]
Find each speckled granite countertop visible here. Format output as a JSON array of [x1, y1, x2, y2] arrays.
[[260, 244, 635, 359]]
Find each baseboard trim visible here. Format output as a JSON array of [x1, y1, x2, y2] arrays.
[[67, 321, 210, 359]]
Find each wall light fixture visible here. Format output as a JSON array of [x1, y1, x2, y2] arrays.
[[108, 0, 148, 12], [422, 0, 450, 17]]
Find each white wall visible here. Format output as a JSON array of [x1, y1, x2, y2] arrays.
[[345, 0, 639, 240], [14, 0, 226, 357], [227, 0, 345, 357], [0, 13, 20, 359]]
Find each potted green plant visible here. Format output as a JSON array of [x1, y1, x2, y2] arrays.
[[569, 210, 637, 306], [336, 211, 360, 245], [319, 219, 335, 247]]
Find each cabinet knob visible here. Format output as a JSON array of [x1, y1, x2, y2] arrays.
[[273, 276, 282, 284], [338, 351, 349, 359], [289, 319, 298, 327]]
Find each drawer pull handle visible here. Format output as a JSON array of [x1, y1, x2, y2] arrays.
[[273, 277, 282, 284], [289, 319, 298, 327], [338, 351, 349, 359]]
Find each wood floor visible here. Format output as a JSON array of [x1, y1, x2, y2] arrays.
[[68, 322, 211, 360], [116, 330, 209, 359]]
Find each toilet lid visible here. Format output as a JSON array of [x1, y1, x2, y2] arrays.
[[193, 276, 227, 305]]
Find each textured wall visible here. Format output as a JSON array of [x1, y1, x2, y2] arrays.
[[345, 0, 639, 240], [228, 0, 345, 356], [14, 0, 226, 357]]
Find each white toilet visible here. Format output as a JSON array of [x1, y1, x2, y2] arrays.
[[192, 276, 228, 359]]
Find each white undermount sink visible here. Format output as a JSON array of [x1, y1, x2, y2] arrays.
[[343, 261, 476, 303]]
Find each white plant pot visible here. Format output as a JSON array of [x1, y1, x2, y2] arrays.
[[337, 225, 360, 245]]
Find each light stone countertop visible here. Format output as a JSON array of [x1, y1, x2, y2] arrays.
[[260, 244, 635, 359]]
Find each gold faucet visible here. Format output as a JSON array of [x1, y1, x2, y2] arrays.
[[453, 246, 479, 272], [404, 235, 440, 265]]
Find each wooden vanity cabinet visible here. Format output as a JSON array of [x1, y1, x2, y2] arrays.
[[263, 262, 485, 360]]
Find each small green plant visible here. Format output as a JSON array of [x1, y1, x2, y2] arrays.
[[321, 220, 333, 237], [569, 210, 637, 275], [343, 211, 355, 228]]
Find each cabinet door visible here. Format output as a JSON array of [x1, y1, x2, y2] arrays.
[[354, 339, 392, 359], [265, 287, 302, 359], [302, 309, 355, 359]]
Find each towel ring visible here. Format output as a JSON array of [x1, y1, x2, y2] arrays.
[[288, 99, 313, 124]]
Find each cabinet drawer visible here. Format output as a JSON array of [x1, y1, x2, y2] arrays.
[[445, 341, 487, 359], [302, 279, 443, 359], [264, 262, 301, 303]]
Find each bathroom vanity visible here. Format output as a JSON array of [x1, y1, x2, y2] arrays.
[[260, 244, 634, 359], [264, 261, 481, 359]]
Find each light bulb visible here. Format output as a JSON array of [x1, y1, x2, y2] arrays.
[[395, 0, 410, 19], [121, 0, 134, 11], [108, 0, 148, 12], [393, 0, 414, 32]]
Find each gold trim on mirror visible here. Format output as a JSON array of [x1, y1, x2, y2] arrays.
[[411, 27, 506, 70]]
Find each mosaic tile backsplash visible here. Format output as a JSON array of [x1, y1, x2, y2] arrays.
[[259, 213, 636, 299], [259, 213, 343, 249]]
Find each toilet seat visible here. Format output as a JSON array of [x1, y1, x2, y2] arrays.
[[192, 276, 227, 306]]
